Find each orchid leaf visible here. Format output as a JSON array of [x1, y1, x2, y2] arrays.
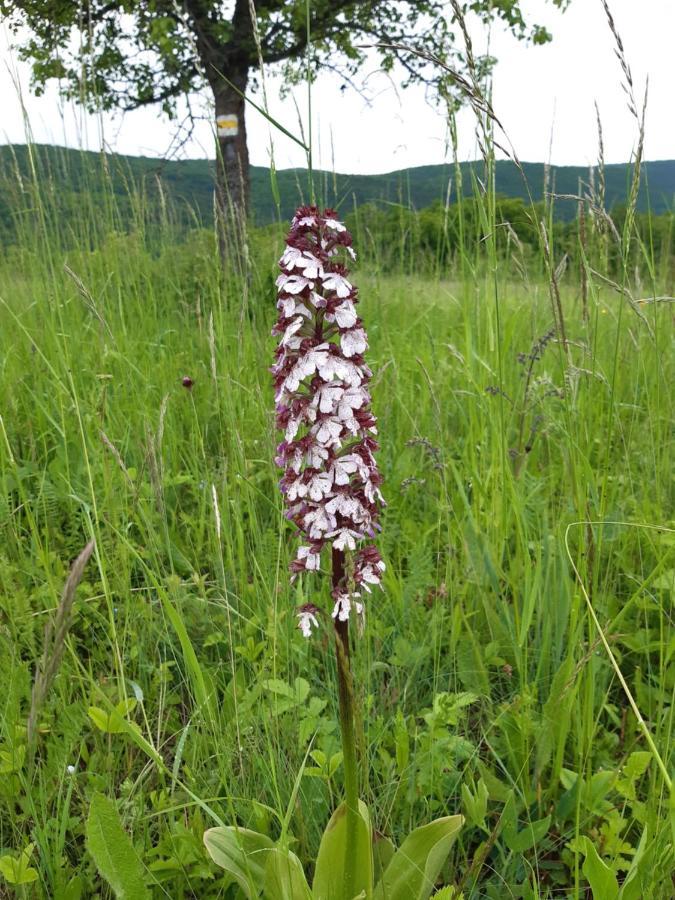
[[373, 815, 463, 900], [313, 800, 373, 900], [373, 832, 396, 884], [263, 847, 312, 899], [203, 826, 273, 898]]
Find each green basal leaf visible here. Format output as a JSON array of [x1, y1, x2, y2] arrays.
[[578, 837, 619, 900], [373, 832, 396, 884], [203, 826, 273, 898], [263, 847, 312, 899], [373, 815, 463, 900], [85, 793, 151, 899], [313, 800, 373, 900]]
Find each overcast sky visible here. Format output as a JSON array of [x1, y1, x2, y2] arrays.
[[1, 0, 672, 173]]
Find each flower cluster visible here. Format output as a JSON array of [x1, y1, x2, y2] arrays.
[[272, 207, 385, 637]]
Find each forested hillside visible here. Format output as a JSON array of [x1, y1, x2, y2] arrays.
[[0, 143, 672, 239]]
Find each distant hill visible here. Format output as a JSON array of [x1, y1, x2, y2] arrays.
[[255, 159, 675, 223], [0, 144, 673, 237]]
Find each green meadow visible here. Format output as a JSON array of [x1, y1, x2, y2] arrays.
[[0, 138, 673, 899]]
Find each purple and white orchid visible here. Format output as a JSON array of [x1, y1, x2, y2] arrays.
[[272, 206, 385, 637], [206, 209, 463, 894]]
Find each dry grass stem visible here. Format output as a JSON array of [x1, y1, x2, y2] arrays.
[[26, 540, 96, 751]]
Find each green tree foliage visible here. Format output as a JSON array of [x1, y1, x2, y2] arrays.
[[2, 0, 570, 240], [348, 197, 674, 278], [348, 197, 546, 269]]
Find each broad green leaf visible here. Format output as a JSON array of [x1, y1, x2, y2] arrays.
[[536, 654, 575, 772], [313, 800, 373, 900], [503, 814, 551, 853], [263, 847, 312, 899], [85, 793, 150, 899], [88, 706, 120, 733], [203, 826, 273, 898], [618, 824, 650, 900], [0, 743, 25, 774], [262, 677, 310, 713], [501, 793, 550, 853], [587, 771, 615, 814], [0, 843, 39, 885], [578, 837, 619, 900], [373, 833, 396, 884], [88, 699, 136, 735], [623, 751, 652, 781], [329, 753, 343, 777], [373, 815, 463, 900], [86, 687, 163, 768], [476, 763, 510, 802], [262, 678, 297, 698]]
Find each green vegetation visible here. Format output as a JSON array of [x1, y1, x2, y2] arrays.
[[1, 143, 673, 239], [349, 197, 674, 280], [0, 131, 672, 897], [2, 0, 572, 232]]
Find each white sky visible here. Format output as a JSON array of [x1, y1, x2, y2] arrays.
[[1, 0, 672, 173]]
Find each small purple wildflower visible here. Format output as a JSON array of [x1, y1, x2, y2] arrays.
[[296, 603, 321, 638], [272, 206, 385, 637]]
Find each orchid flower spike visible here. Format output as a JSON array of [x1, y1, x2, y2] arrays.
[[272, 206, 385, 637]]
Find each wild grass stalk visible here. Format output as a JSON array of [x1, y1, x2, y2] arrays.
[[26, 540, 96, 751]]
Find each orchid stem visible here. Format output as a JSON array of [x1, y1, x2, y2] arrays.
[[333, 546, 360, 895]]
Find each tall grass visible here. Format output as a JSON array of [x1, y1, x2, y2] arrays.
[[0, 15, 673, 898]]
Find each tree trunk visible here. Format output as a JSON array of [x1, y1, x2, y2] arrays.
[[213, 68, 249, 271]]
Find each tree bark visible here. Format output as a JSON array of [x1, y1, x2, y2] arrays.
[[212, 67, 250, 271]]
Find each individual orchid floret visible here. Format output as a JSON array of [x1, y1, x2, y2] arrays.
[[272, 206, 385, 637], [296, 603, 320, 638]]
